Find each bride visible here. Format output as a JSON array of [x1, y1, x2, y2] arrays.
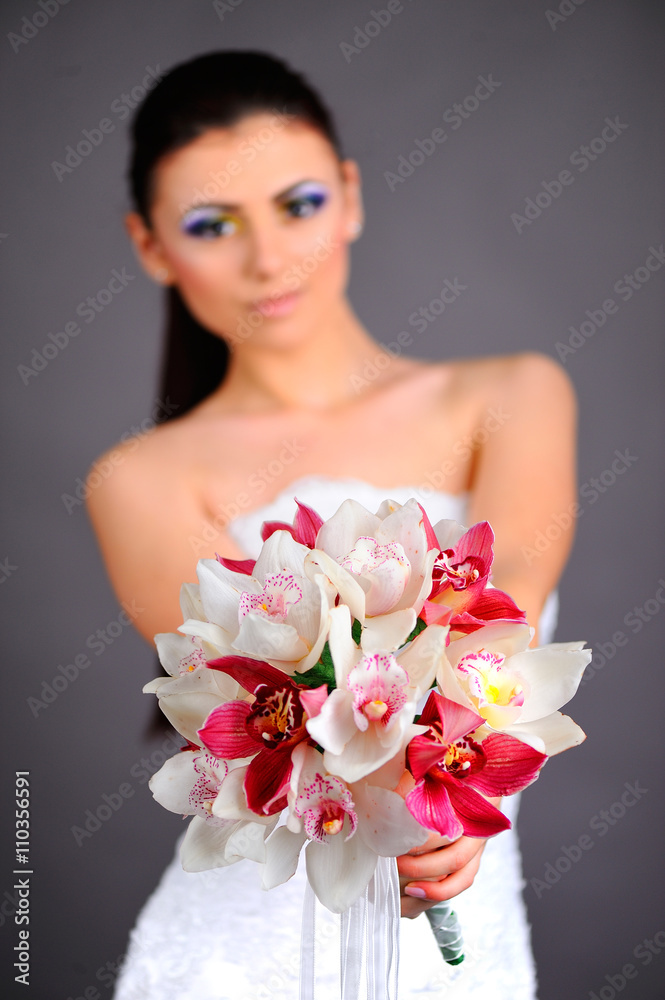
[[87, 51, 577, 999]]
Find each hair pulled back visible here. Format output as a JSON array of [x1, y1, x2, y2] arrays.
[[127, 51, 343, 419]]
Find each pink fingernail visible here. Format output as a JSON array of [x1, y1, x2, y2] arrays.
[[404, 886, 427, 898]]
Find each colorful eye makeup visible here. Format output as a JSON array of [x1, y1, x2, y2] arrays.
[[279, 181, 329, 219], [179, 181, 330, 239], [180, 207, 241, 239]]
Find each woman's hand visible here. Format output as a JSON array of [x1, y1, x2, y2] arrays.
[[397, 830, 487, 919]]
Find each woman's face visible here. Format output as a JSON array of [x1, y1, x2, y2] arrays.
[[127, 113, 362, 350]]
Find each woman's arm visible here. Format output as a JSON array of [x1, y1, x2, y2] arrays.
[[399, 351, 578, 916], [85, 434, 245, 643]]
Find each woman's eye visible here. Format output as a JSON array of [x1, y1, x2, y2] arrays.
[[282, 189, 328, 220], [180, 209, 240, 239]]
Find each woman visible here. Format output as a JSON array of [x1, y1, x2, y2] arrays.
[[87, 51, 577, 999]]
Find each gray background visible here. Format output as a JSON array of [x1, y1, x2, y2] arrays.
[[1, 1, 664, 997]]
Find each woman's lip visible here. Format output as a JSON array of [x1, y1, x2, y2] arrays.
[[251, 291, 301, 317]]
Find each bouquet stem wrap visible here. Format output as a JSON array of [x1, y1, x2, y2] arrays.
[[300, 856, 401, 1000]]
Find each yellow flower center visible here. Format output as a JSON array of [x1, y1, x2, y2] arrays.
[[364, 700, 388, 721], [322, 817, 344, 835]]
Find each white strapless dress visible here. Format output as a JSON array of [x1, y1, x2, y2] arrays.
[[113, 477, 558, 1000]]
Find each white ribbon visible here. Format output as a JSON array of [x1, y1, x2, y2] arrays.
[[300, 856, 401, 1000]]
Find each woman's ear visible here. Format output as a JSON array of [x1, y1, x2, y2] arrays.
[[339, 159, 364, 241], [124, 212, 174, 285]]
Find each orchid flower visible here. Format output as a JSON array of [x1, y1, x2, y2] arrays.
[[405, 691, 547, 840], [304, 498, 439, 651], [192, 529, 334, 673], [148, 749, 277, 872], [197, 655, 326, 816], [306, 604, 449, 783], [438, 621, 590, 755], [261, 745, 430, 912], [421, 520, 527, 633], [143, 629, 241, 745]]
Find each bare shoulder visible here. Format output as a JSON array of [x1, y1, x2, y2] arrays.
[[86, 418, 191, 519], [438, 350, 577, 420]]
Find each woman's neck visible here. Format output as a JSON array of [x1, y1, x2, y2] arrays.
[[206, 298, 389, 413]]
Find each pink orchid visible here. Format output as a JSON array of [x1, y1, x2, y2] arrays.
[[421, 521, 527, 633], [405, 691, 547, 841], [198, 655, 326, 817]]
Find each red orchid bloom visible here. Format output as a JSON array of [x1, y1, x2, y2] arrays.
[[405, 691, 547, 840], [259, 498, 324, 548], [420, 521, 526, 633], [198, 655, 326, 817]]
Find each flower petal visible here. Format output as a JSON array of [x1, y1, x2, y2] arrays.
[[405, 778, 464, 840], [244, 749, 293, 816], [180, 815, 237, 872], [305, 820, 378, 912], [198, 701, 256, 758], [502, 711, 587, 756], [504, 644, 591, 724], [360, 608, 417, 653], [444, 777, 511, 838], [467, 733, 547, 797], [262, 825, 307, 889], [353, 784, 430, 856]]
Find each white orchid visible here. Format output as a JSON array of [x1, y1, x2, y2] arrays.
[[261, 745, 429, 912], [306, 604, 449, 782], [148, 750, 277, 872], [144, 624, 240, 745], [438, 621, 590, 755], [193, 530, 334, 674], [304, 498, 438, 652]]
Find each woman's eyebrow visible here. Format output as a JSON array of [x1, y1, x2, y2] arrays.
[[181, 179, 327, 215]]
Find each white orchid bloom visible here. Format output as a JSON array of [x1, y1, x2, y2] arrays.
[[304, 498, 438, 652], [438, 621, 590, 755], [195, 530, 334, 673], [148, 750, 276, 872], [261, 746, 429, 912], [306, 604, 448, 783], [143, 629, 241, 745]]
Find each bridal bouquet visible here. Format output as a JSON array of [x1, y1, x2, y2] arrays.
[[145, 497, 589, 987]]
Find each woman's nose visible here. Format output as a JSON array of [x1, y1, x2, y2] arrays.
[[244, 220, 287, 279]]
